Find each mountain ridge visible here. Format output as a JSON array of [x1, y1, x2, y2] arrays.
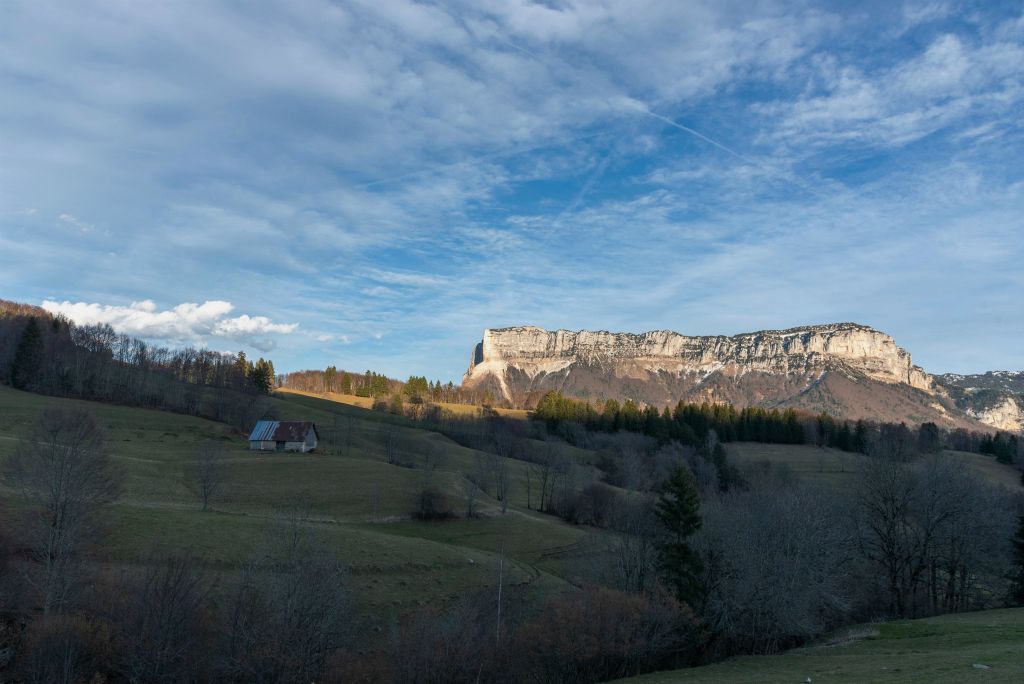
[[463, 323, 1018, 431]]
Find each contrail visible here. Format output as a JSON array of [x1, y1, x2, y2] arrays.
[[427, 0, 824, 198]]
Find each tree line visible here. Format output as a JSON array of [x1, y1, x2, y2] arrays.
[[0, 301, 276, 432], [280, 366, 494, 404], [531, 390, 1023, 472]]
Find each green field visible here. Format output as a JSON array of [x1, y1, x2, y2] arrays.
[[727, 442, 1021, 490], [0, 385, 586, 618], [619, 608, 1024, 683]]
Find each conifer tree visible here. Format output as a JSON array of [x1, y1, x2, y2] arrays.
[[1011, 515, 1024, 606], [251, 358, 274, 394], [655, 466, 703, 604], [10, 317, 43, 389]]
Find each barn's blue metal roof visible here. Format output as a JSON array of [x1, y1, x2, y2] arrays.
[[248, 420, 318, 442], [249, 420, 278, 441]]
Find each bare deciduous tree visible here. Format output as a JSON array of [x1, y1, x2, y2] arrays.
[[462, 473, 481, 518], [2, 408, 121, 616], [221, 512, 352, 683], [187, 440, 226, 512], [383, 426, 399, 465], [696, 483, 854, 655], [854, 454, 960, 617], [109, 554, 209, 683]]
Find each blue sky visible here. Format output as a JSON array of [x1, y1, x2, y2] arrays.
[[1, 1, 1022, 381]]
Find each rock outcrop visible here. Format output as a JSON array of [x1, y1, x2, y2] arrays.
[[462, 323, 1005, 430], [936, 371, 1024, 433]]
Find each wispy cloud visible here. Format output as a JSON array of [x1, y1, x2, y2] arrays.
[[1, 1, 1022, 377]]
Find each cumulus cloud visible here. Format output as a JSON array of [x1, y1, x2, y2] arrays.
[[41, 299, 297, 350]]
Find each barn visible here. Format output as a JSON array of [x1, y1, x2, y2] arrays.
[[248, 420, 319, 453]]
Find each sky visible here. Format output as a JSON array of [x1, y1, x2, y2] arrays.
[[1, 0, 1022, 381]]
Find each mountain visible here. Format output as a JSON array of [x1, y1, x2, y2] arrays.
[[462, 323, 1009, 430], [934, 371, 1024, 432]]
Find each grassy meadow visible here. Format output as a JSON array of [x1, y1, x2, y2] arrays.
[[0, 385, 585, 619], [619, 608, 1024, 683], [727, 441, 1022, 489]]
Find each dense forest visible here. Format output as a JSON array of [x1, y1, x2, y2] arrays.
[[0, 300, 276, 431], [532, 390, 1023, 468]]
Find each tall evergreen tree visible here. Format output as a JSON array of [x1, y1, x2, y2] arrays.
[[655, 466, 703, 604], [1011, 515, 1024, 606], [251, 358, 274, 394], [10, 317, 43, 389]]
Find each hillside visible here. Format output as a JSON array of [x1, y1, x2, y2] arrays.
[[1, 383, 1021, 681], [725, 442, 1022, 490], [935, 372, 1024, 433], [618, 608, 1024, 683], [0, 385, 591, 617], [462, 324, 1004, 431]]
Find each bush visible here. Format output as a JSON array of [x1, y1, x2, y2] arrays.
[[413, 486, 454, 520], [387, 594, 501, 683], [553, 483, 622, 527], [512, 585, 698, 682], [17, 615, 109, 684]]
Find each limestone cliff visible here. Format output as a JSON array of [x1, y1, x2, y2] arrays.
[[936, 371, 1024, 432], [461, 323, 995, 429]]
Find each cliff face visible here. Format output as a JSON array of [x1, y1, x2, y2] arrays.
[[936, 372, 1024, 433], [462, 323, 997, 429]]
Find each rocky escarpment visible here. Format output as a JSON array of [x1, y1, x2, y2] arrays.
[[462, 323, 996, 429], [936, 372, 1024, 432]]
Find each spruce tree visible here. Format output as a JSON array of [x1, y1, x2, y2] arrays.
[[251, 358, 274, 394], [1011, 515, 1024, 606], [10, 317, 43, 389], [655, 466, 703, 604]]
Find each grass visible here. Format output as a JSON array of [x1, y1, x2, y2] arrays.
[[727, 442, 1021, 490], [0, 384, 586, 616], [2, 383, 1017, 625], [619, 608, 1024, 683], [278, 387, 530, 419]]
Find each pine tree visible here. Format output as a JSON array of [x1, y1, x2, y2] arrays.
[[251, 358, 274, 394], [10, 317, 43, 389], [1011, 515, 1024, 606], [655, 466, 703, 604]]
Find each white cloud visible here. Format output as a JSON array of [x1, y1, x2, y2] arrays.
[[363, 268, 451, 287], [757, 31, 1024, 150], [58, 213, 93, 233], [40, 299, 298, 349]]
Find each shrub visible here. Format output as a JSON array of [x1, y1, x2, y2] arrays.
[[512, 586, 698, 682], [17, 614, 110, 684], [413, 486, 454, 520]]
